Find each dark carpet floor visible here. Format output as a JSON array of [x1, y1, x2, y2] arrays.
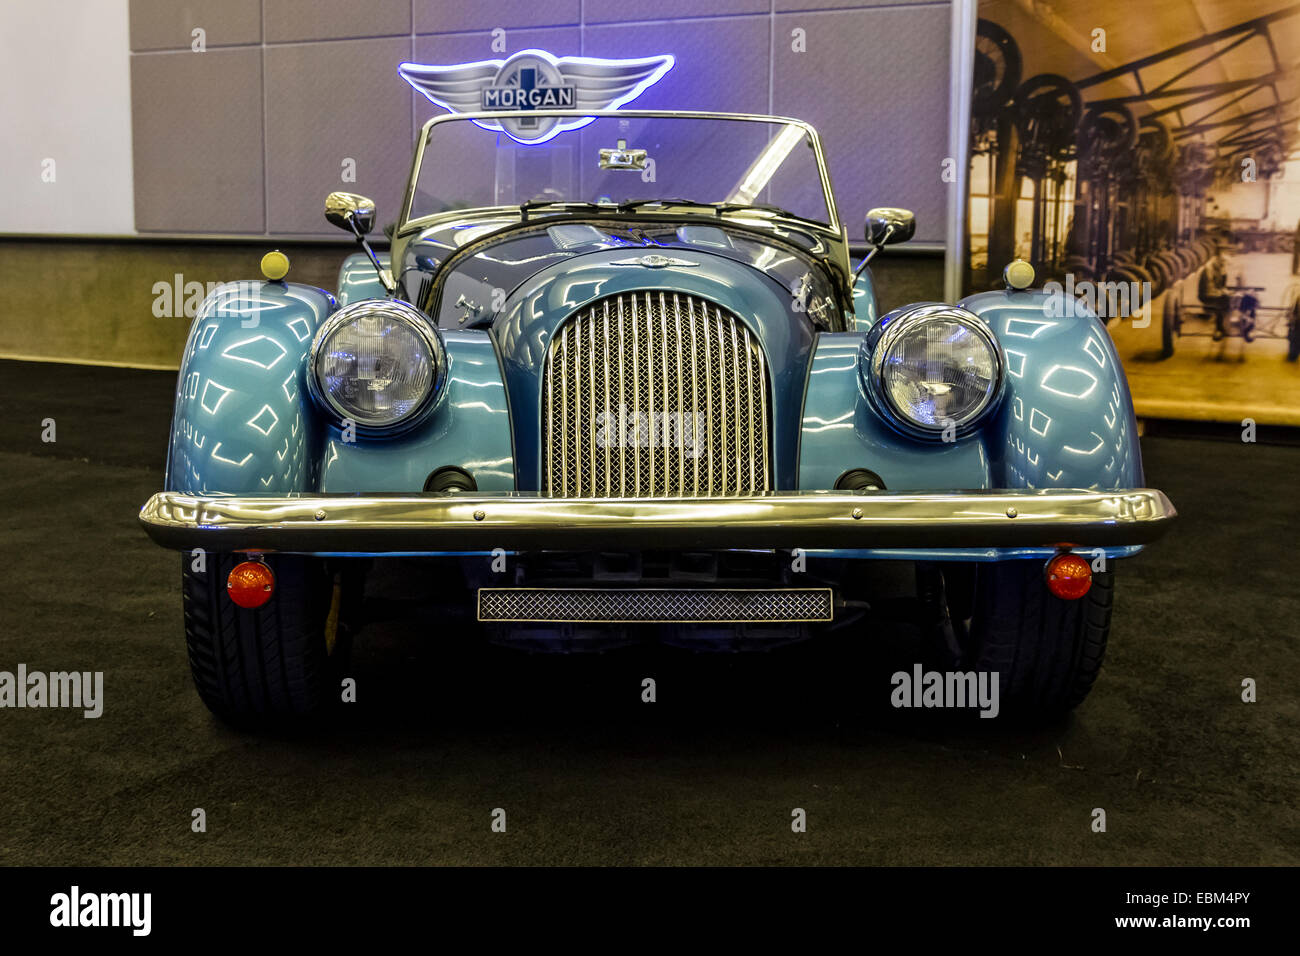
[[0, 358, 1295, 865]]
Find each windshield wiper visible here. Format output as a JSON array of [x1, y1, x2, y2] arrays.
[[620, 199, 815, 224], [519, 200, 612, 221], [616, 198, 718, 213], [714, 201, 805, 220]]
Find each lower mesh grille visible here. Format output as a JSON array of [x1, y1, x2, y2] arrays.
[[477, 588, 833, 623]]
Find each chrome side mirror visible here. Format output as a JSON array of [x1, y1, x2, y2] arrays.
[[325, 191, 377, 236], [853, 208, 917, 283], [865, 207, 916, 247], [324, 191, 393, 294]]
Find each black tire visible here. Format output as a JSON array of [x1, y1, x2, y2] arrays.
[[181, 552, 347, 727], [965, 559, 1114, 718], [1161, 293, 1179, 357]]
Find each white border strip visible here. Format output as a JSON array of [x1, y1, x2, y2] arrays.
[[946, 0, 978, 302]]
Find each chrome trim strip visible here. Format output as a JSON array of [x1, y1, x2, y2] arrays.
[[714, 305, 728, 495], [616, 296, 627, 495], [587, 304, 598, 497], [686, 295, 699, 497], [645, 291, 656, 496], [742, 324, 756, 493], [659, 291, 670, 495], [729, 316, 742, 495], [544, 331, 555, 497], [602, 299, 612, 498], [559, 323, 570, 497], [140, 489, 1178, 553], [672, 293, 686, 496], [699, 297, 714, 496], [629, 294, 642, 495], [757, 330, 770, 487]]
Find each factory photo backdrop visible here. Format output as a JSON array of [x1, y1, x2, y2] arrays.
[[967, 0, 1300, 425]]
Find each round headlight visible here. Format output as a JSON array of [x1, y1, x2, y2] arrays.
[[309, 300, 443, 431], [864, 304, 1003, 437]]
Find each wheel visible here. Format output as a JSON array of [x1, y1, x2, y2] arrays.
[[1012, 74, 1083, 157], [1079, 103, 1138, 163], [957, 559, 1115, 718], [1161, 293, 1180, 356], [1143, 256, 1170, 296], [181, 552, 353, 727], [1104, 267, 1145, 321], [973, 20, 1022, 119]]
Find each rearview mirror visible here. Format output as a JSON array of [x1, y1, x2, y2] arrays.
[[599, 139, 648, 171], [865, 207, 916, 247], [325, 191, 377, 236]]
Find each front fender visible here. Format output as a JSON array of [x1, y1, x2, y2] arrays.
[[166, 281, 336, 495], [961, 289, 1144, 490], [798, 332, 992, 492], [337, 252, 392, 306], [798, 291, 1149, 561], [318, 330, 515, 493]]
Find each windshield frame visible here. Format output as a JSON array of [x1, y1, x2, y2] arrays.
[[397, 109, 844, 238]]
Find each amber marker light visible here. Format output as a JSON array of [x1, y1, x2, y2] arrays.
[[1045, 551, 1092, 600], [227, 560, 275, 608]]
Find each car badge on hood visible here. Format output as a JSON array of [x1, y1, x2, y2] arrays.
[[609, 255, 700, 269], [399, 49, 674, 145]]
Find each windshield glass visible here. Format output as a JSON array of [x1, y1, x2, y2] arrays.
[[406, 113, 836, 228]]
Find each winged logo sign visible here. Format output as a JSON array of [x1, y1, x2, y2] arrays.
[[398, 49, 674, 144]]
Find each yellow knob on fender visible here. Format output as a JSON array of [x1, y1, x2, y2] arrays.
[[261, 250, 290, 281], [1004, 258, 1035, 290]]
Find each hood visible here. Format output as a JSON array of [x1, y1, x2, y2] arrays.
[[492, 246, 819, 492]]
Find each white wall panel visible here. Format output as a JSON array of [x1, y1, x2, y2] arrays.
[[0, 0, 135, 235]]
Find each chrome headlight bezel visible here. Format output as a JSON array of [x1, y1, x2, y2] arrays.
[[307, 299, 446, 436], [859, 303, 1005, 440]]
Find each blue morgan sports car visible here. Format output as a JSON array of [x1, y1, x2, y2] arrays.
[[140, 109, 1175, 726]]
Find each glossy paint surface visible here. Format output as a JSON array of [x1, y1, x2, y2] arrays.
[[319, 330, 515, 493], [162, 266, 1151, 559], [798, 287, 1148, 560], [960, 288, 1145, 491], [336, 251, 391, 306], [166, 280, 335, 495]]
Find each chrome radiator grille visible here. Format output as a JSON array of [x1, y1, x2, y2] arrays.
[[542, 291, 770, 497]]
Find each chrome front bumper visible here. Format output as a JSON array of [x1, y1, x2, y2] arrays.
[[139, 488, 1176, 553]]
